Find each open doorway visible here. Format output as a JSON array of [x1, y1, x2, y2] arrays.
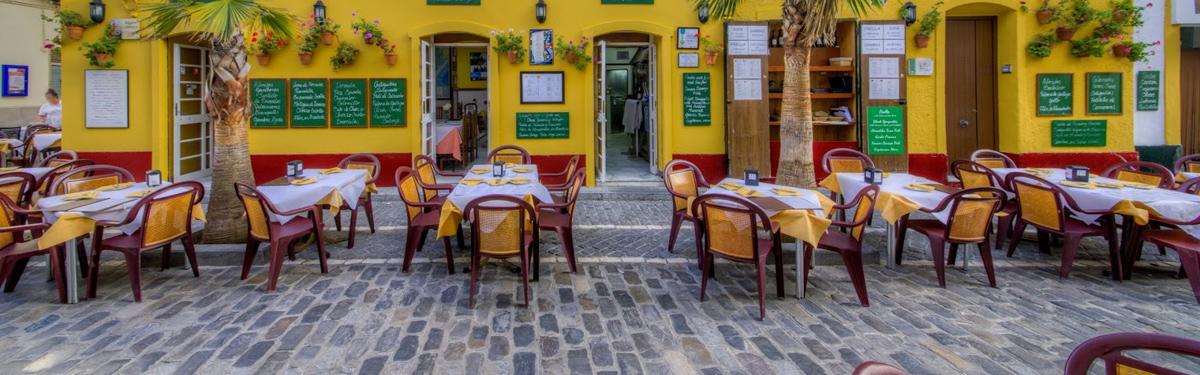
[[420, 33, 490, 172], [169, 40, 213, 181], [595, 33, 658, 183]]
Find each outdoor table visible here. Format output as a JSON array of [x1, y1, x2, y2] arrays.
[[706, 178, 834, 298], [436, 122, 463, 161], [833, 172, 954, 269], [256, 168, 369, 224], [33, 133, 62, 151], [436, 164, 553, 238], [1178, 171, 1200, 184], [35, 183, 206, 303], [0, 166, 53, 181]]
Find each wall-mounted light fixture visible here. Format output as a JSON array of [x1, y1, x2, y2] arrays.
[[901, 2, 917, 25], [89, 0, 106, 24], [535, 0, 547, 24], [698, 4, 710, 24], [313, 0, 327, 21]]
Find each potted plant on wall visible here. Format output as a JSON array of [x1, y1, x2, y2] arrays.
[[1026, 32, 1056, 58], [248, 31, 286, 66], [330, 41, 359, 71], [1114, 39, 1155, 62], [700, 33, 723, 65], [381, 42, 397, 66], [1035, 0, 1057, 24], [304, 13, 339, 46], [1069, 36, 1105, 57], [82, 24, 120, 68], [491, 29, 526, 64], [45, 9, 93, 40], [350, 14, 395, 66], [1052, 0, 1097, 41], [913, 1, 943, 48], [554, 36, 591, 70]]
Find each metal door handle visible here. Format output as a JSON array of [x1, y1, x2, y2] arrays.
[[959, 119, 970, 128]]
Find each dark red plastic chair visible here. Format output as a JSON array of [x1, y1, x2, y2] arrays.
[[1064, 332, 1200, 375], [897, 187, 1006, 287], [37, 150, 77, 168], [1102, 161, 1175, 189], [852, 361, 908, 375], [234, 182, 329, 293], [464, 194, 539, 308], [395, 167, 455, 274], [542, 155, 580, 192], [413, 154, 464, 206], [970, 149, 1017, 169], [48, 164, 134, 196], [951, 160, 1017, 250], [1004, 172, 1121, 279], [327, 153, 380, 249], [662, 159, 710, 259], [0, 194, 67, 303], [539, 169, 585, 273], [691, 193, 785, 320], [1129, 203, 1200, 302], [804, 185, 879, 306], [87, 182, 205, 302], [487, 145, 532, 164], [37, 159, 94, 196]]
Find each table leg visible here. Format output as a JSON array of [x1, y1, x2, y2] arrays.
[[885, 223, 896, 269], [64, 237, 79, 304], [960, 244, 971, 271], [795, 239, 805, 300]]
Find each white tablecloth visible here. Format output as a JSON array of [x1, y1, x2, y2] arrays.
[[38, 182, 187, 235], [33, 133, 62, 151], [707, 178, 827, 217], [447, 164, 553, 210], [257, 169, 367, 223], [838, 172, 953, 223]]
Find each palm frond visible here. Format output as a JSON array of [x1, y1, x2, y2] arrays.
[[139, 0, 201, 39], [844, 0, 885, 17], [138, 0, 293, 42], [690, 0, 745, 20]]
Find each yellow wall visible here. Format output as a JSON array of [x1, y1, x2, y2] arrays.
[[455, 47, 487, 90]]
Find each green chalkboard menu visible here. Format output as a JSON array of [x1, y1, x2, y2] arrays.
[[516, 112, 569, 139], [330, 79, 367, 128], [1136, 70, 1160, 112], [1051, 120, 1106, 147], [370, 78, 406, 127], [1086, 73, 1122, 115], [427, 0, 479, 4], [1037, 74, 1073, 116], [682, 73, 710, 126], [290, 79, 328, 128], [865, 106, 904, 155], [250, 79, 287, 128]]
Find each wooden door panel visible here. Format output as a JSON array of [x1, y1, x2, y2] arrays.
[[1183, 48, 1200, 155], [944, 18, 997, 164]]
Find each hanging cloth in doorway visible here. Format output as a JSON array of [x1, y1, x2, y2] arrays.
[[623, 98, 643, 134]]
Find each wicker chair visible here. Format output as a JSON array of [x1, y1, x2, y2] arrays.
[[1004, 172, 1121, 279], [37, 150, 77, 168], [951, 160, 1016, 250], [329, 153, 380, 249], [414, 155, 463, 205], [969, 149, 1017, 169], [804, 185, 879, 306], [488, 145, 532, 165], [662, 160, 710, 259], [1173, 154, 1200, 175], [820, 148, 874, 222], [1101, 161, 1175, 189], [48, 165, 134, 196], [539, 169, 586, 272], [87, 182, 204, 302], [395, 167, 455, 274], [0, 171, 36, 210], [1129, 202, 1200, 302], [691, 194, 785, 320], [0, 194, 67, 303], [897, 187, 1007, 287], [1065, 332, 1200, 375], [464, 195, 540, 308], [234, 182, 329, 293], [14, 125, 56, 167], [541, 155, 580, 193], [37, 159, 94, 196]]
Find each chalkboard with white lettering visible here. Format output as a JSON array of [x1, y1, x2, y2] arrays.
[[1051, 119, 1106, 147], [683, 73, 710, 126], [1037, 74, 1072, 116], [250, 79, 287, 128], [331, 79, 367, 128], [290, 79, 328, 128], [1086, 73, 1122, 115], [369, 78, 406, 127], [516, 112, 569, 139]]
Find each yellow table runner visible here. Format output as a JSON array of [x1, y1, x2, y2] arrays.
[[38, 204, 206, 249], [818, 175, 841, 194], [773, 193, 836, 247], [876, 191, 923, 224], [1109, 200, 1158, 226]]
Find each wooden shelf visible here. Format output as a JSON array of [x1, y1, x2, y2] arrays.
[[770, 92, 854, 100], [767, 65, 854, 73], [770, 120, 855, 126]]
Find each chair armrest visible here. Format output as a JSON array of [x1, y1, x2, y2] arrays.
[[274, 205, 322, 217], [438, 171, 466, 178], [0, 222, 49, 234]]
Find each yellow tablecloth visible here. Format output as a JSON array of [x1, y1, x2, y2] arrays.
[[818, 175, 841, 194], [38, 204, 206, 249], [876, 191, 923, 224], [318, 189, 347, 216], [436, 194, 537, 238], [774, 193, 836, 247], [1110, 200, 1157, 226]]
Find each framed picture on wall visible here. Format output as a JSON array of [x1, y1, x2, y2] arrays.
[[520, 71, 564, 104], [677, 27, 700, 50], [2, 65, 28, 97], [678, 52, 699, 68], [530, 29, 554, 65]]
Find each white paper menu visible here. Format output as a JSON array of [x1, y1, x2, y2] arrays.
[[860, 23, 906, 55], [726, 23, 770, 56], [85, 70, 129, 128]]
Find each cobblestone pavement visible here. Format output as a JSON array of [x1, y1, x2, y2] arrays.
[[1, 189, 1199, 374]]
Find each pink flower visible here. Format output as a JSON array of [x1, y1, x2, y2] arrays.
[[351, 11, 357, 16], [1147, 2, 1153, 7]]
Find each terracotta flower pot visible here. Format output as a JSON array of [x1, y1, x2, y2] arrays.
[[1112, 44, 1132, 58], [1112, 10, 1128, 23], [256, 53, 271, 66], [705, 52, 719, 65], [94, 52, 112, 65], [66, 25, 84, 40], [565, 53, 578, 65], [320, 32, 336, 46], [506, 50, 518, 64], [1036, 9, 1056, 25], [914, 34, 930, 48], [385, 53, 397, 66], [1056, 27, 1076, 41], [299, 52, 314, 65]]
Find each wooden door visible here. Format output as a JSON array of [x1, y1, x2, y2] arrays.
[[944, 18, 997, 164], [1183, 47, 1200, 155], [725, 22, 771, 178]]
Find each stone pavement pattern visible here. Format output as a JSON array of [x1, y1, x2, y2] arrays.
[[0, 190, 1199, 374]]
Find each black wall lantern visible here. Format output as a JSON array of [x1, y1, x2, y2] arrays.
[[313, 0, 327, 21], [89, 0, 106, 24], [901, 1, 917, 25], [698, 4, 710, 24], [535, 0, 547, 24]]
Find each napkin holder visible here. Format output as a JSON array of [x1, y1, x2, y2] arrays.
[[1066, 165, 1089, 182], [146, 170, 162, 187], [744, 169, 760, 186], [287, 160, 304, 178], [492, 161, 505, 178], [864, 168, 884, 185]]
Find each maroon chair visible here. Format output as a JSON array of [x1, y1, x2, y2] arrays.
[[1004, 172, 1121, 279], [0, 171, 37, 210], [37, 150, 77, 168], [1129, 206, 1200, 302], [14, 125, 56, 167], [234, 182, 329, 293], [487, 145, 532, 164], [662, 159, 710, 258], [47, 164, 135, 196], [896, 187, 1006, 288], [329, 153, 381, 249], [1173, 154, 1200, 175], [970, 149, 1017, 169], [542, 155, 580, 192], [36, 159, 94, 195], [395, 167, 455, 274], [0, 194, 68, 303], [950, 160, 1017, 250], [804, 185, 879, 306], [1101, 160, 1175, 189], [691, 193, 785, 320], [413, 154, 463, 205], [539, 169, 586, 272], [1065, 332, 1200, 375], [87, 182, 205, 302], [852, 361, 908, 375], [821, 148, 875, 175], [464, 194, 539, 308]]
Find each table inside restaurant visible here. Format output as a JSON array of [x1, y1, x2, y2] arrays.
[[256, 168, 368, 224], [436, 121, 463, 161], [834, 172, 955, 269], [436, 164, 553, 238]]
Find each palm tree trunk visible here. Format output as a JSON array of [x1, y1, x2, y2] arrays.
[[777, 45, 816, 188], [203, 32, 255, 243]]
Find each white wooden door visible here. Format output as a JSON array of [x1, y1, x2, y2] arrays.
[[172, 44, 212, 180], [647, 43, 659, 175], [595, 41, 608, 183], [420, 39, 436, 160]]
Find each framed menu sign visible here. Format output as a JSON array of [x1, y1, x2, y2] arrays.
[[369, 78, 406, 127], [1136, 70, 1160, 112], [84, 70, 129, 128], [520, 71, 564, 104], [1086, 72, 1122, 115], [330, 79, 367, 128], [250, 79, 288, 128], [516, 112, 569, 139], [1036, 74, 1072, 116], [1052, 119, 1106, 147], [290, 79, 329, 128], [682, 73, 710, 126], [865, 106, 905, 155]]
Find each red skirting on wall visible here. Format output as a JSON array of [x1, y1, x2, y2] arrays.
[[77, 152, 153, 181], [530, 154, 587, 186], [770, 140, 859, 181], [908, 153, 949, 183], [673, 154, 726, 183], [251, 153, 412, 187]]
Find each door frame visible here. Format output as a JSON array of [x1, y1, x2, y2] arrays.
[[171, 43, 213, 181], [420, 39, 493, 165], [594, 37, 659, 183], [943, 16, 998, 165]]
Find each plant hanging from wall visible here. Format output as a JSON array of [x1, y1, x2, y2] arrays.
[[248, 31, 286, 66], [1052, 0, 1098, 41], [491, 29, 526, 64], [1026, 32, 1056, 58], [1113, 39, 1156, 62], [305, 13, 340, 46], [81, 24, 121, 68], [330, 41, 359, 71], [350, 14, 396, 65], [1070, 36, 1106, 57], [913, 1, 943, 48], [1035, 0, 1057, 24], [554, 36, 591, 70], [45, 9, 94, 41], [699, 33, 723, 65]]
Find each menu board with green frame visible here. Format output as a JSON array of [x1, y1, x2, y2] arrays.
[[250, 79, 287, 128], [290, 79, 328, 128], [516, 112, 569, 139], [1036, 74, 1072, 116], [370, 78, 406, 127], [330, 79, 367, 128], [1086, 72, 1122, 115], [682, 73, 710, 126], [1136, 70, 1160, 111], [865, 106, 905, 155], [1051, 119, 1107, 147]]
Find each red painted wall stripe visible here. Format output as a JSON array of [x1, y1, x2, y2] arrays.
[[251, 153, 412, 187], [674, 154, 726, 183], [76, 152, 153, 181]]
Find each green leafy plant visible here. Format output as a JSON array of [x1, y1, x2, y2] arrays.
[[1026, 32, 1056, 58], [1054, 0, 1098, 29], [1070, 36, 1106, 57], [554, 36, 591, 70], [350, 14, 383, 44], [700, 33, 723, 54], [81, 24, 121, 68], [916, 1, 944, 37], [491, 29, 526, 63], [1115, 39, 1156, 62], [297, 30, 319, 53], [247, 31, 286, 55], [1035, 0, 1058, 24], [1107, 0, 1144, 28], [51, 9, 93, 28], [307, 14, 340, 34], [330, 42, 359, 70]]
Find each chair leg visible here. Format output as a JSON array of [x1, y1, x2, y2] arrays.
[[402, 227, 422, 272], [49, 247, 66, 303], [266, 241, 286, 292], [3, 258, 29, 293], [841, 251, 870, 306], [75, 240, 88, 279], [123, 251, 143, 302], [698, 250, 710, 302], [241, 239, 260, 280], [182, 236, 200, 277], [947, 243, 959, 266], [755, 259, 767, 321], [978, 241, 997, 288], [1177, 250, 1200, 304], [802, 245, 813, 295], [520, 251, 530, 308], [994, 214, 1013, 250], [895, 217, 909, 266], [1106, 224, 1124, 281], [160, 243, 172, 271], [347, 208, 359, 249], [1037, 230, 1052, 254], [929, 238, 947, 288], [86, 246, 102, 299], [1059, 235, 1082, 279], [456, 228, 465, 250], [416, 229, 428, 252], [315, 231, 330, 274], [773, 241, 784, 299], [666, 213, 682, 253], [693, 220, 705, 271], [441, 236, 455, 274], [333, 210, 342, 232], [532, 236, 541, 282], [559, 227, 577, 273], [1007, 222, 1028, 258], [363, 197, 376, 234], [468, 252, 481, 308]]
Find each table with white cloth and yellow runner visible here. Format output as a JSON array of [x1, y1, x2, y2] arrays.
[[37, 182, 206, 303], [836, 172, 955, 269], [256, 168, 368, 224], [707, 178, 835, 298], [437, 164, 553, 238]]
